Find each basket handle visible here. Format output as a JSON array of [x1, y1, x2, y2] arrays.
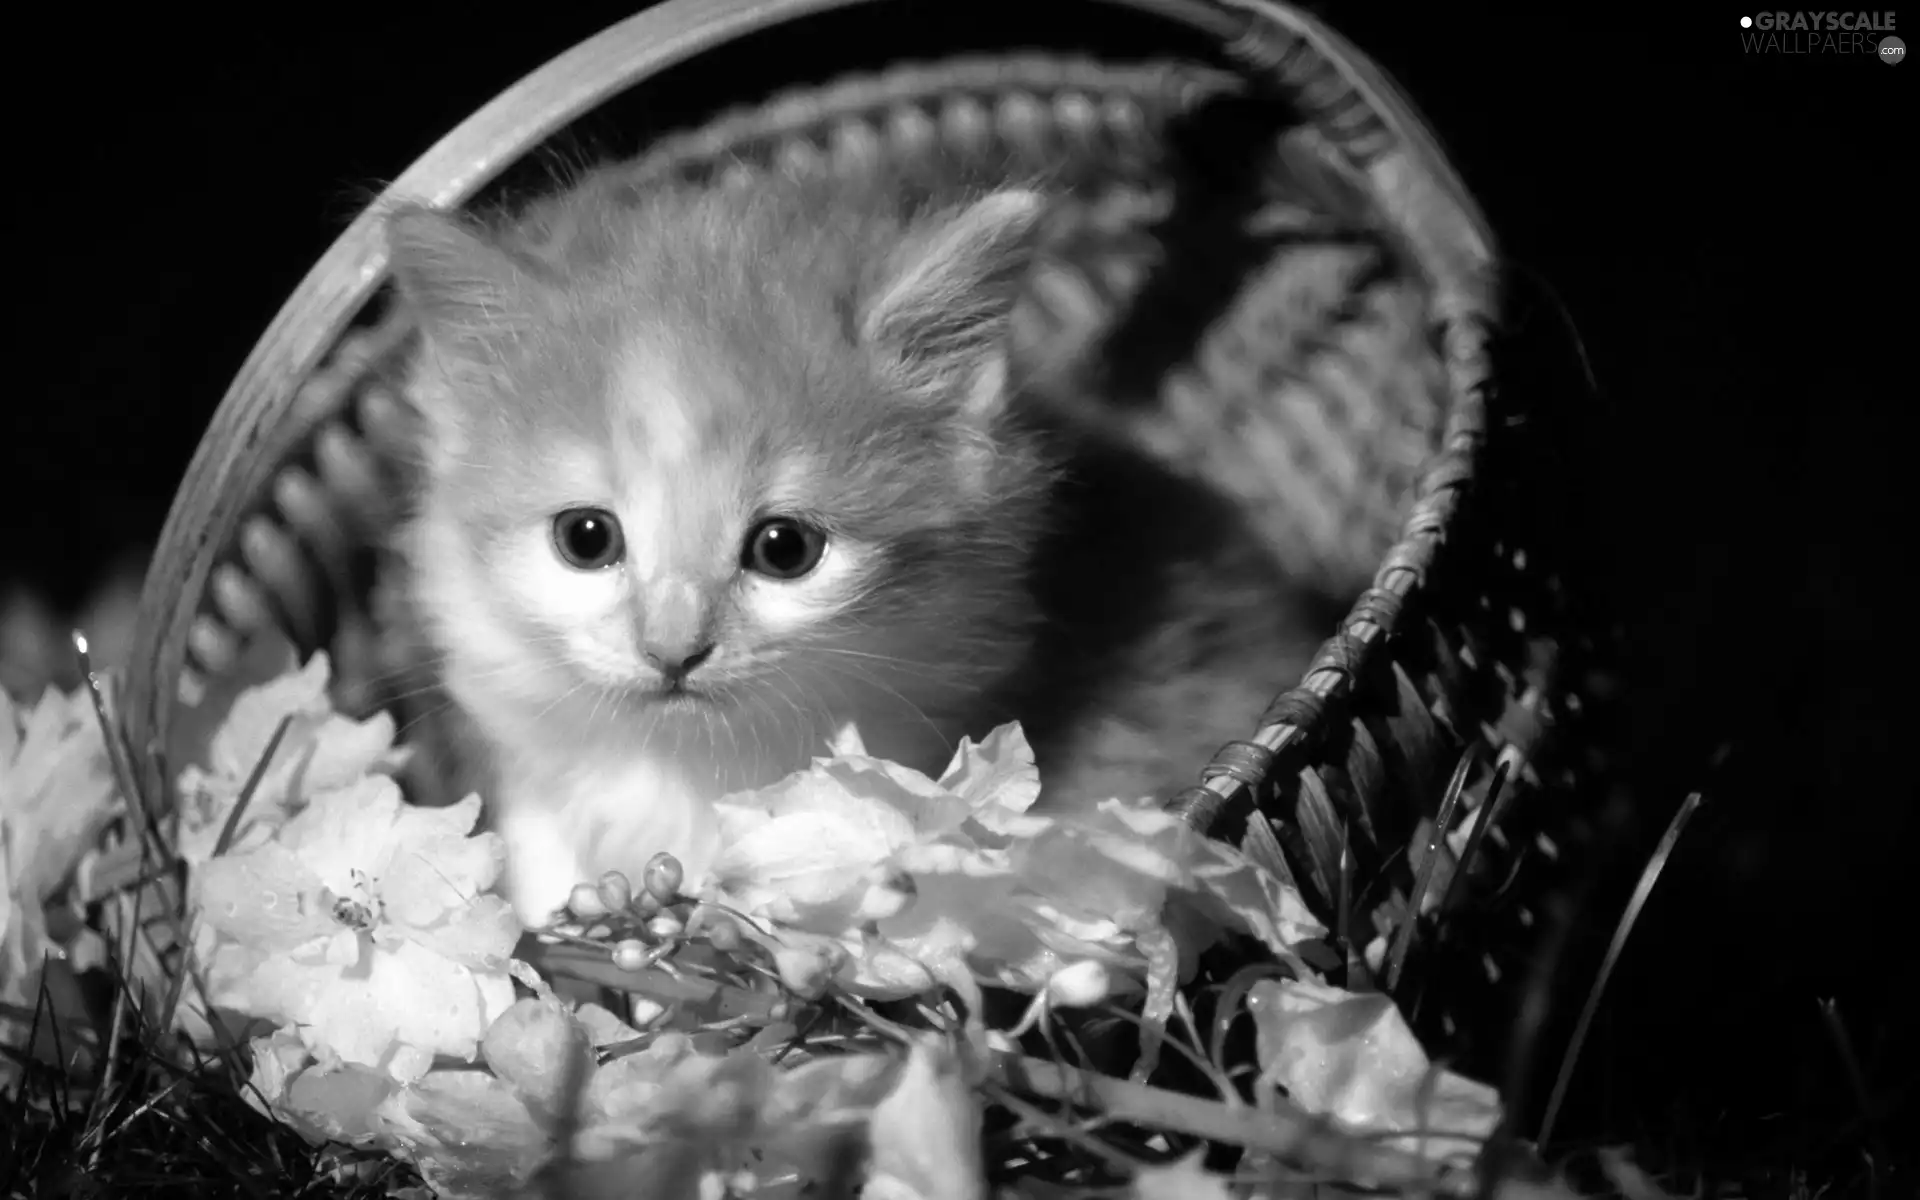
[[124, 0, 1493, 802]]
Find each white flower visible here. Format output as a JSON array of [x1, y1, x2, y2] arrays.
[[1, 682, 122, 1062], [193, 777, 519, 1082], [1246, 977, 1502, 1168], [704, 722, 1324, 1012], [174, 651, 409, 866], [864, 1037, 987, 1200], [701, 724, 1049, 995]]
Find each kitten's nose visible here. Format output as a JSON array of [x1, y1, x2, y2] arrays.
[[638, 577, 715, 681], [643, 640, 715, 681]]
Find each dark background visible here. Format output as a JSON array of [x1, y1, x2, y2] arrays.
[[11, 0, 1909, 1182]]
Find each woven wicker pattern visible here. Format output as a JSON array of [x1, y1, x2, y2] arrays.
[[123, 0, 1584, 1076]]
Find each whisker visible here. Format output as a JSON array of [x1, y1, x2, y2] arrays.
[[795, 653, 954, 750]]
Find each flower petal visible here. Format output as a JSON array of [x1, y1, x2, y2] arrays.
[[375, 1067, 552, 1199], [711, 809, 897, 919], [482, 997, 595, 1123], [380, 830, 507, 928], [283, 1059, 398, 1145], [243, 1029, 309, 1111], [1131, 1150, 1235, 1200], [0, 686, 19, 763], [208, 942, 332, 1031], [816, 757, 965, 836], [1246, 978, 1501, 1168], [298, 710, 409, 794], [574, 1001, 643, 1048], [1, 683, 122, 906], [762, 1053, 898, 1129], [935, 723, 1041, 824], [404, 894, 522, 969], [300, 937, 502, 1080], [866, 1038, 987, 1200], [387, 792, 485, 845], [192, 844, 330, 951], [277, 776, 406, 893], [209, 652, 333, 779]]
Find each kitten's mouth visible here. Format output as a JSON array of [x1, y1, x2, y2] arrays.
[[644, 681, 718, 711]]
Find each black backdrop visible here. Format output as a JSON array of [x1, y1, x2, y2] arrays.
[[10, 1, 1911, 1175]]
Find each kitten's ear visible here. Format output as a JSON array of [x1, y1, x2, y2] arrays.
[[862, 188, 1045, 418], [385, 204, 541, 356]]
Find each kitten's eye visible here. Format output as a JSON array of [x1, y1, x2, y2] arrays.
[[552, 508, 625, 570], [742, 517, 827, 580]]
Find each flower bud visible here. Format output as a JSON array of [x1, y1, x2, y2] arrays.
[[568, 882, 610, 918], [643, 852, 684, 903], [1363, 934, 1388, 975], [596, 870, 633, 912], [646, 912, 683, 941], [702, 913, 742, 953], [1045, 960, 1112, 1009], [611, 938, 652, 972]]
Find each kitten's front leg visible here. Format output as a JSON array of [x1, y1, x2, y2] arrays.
[[493, 797, 587, 929]]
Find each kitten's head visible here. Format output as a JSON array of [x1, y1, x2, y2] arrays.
[[387, 173, 1055, 779]]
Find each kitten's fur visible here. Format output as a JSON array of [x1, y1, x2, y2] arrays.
[[389, 168, 1330, 925]]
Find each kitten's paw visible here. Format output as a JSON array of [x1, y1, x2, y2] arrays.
[[497, 807, 588, 929]]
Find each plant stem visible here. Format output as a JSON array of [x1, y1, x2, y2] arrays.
[[987, 1053, 1579, 1200]]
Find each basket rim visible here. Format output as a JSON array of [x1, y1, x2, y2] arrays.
[[122, 0, 1500, 839]]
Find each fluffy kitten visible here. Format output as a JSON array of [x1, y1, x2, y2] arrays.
[[388, 169, 1328, 925]]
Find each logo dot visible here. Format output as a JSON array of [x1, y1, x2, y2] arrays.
[[1741, 15, 1753, 27]]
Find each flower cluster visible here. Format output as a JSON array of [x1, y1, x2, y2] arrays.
[[3, 648, 1502, 1198], [695, 722, 1328, 1043]]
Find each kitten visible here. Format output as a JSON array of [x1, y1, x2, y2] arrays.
[[387, 168, 1328, 926]]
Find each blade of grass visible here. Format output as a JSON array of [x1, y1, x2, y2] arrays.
[[1387, 743, 1481, 992], [1436, 760, 1513, 919], [8, 954, 60, 1131], [1206, 962, 1292, 1082], [73, 631, 196, 1105], [1411, 760, 1511, 1025], [151, 712, 293, 1045], [85, 889, 143, 1139], [1537, 788, 1706, 1145], [72, 633, 171, 872], [212, 714, 295, 859], [1337, 833, 1365, 987], [1817, 995, 1890, 1182]]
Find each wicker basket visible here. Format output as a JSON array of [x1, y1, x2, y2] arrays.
[[123, 0, 1597, 1083]]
